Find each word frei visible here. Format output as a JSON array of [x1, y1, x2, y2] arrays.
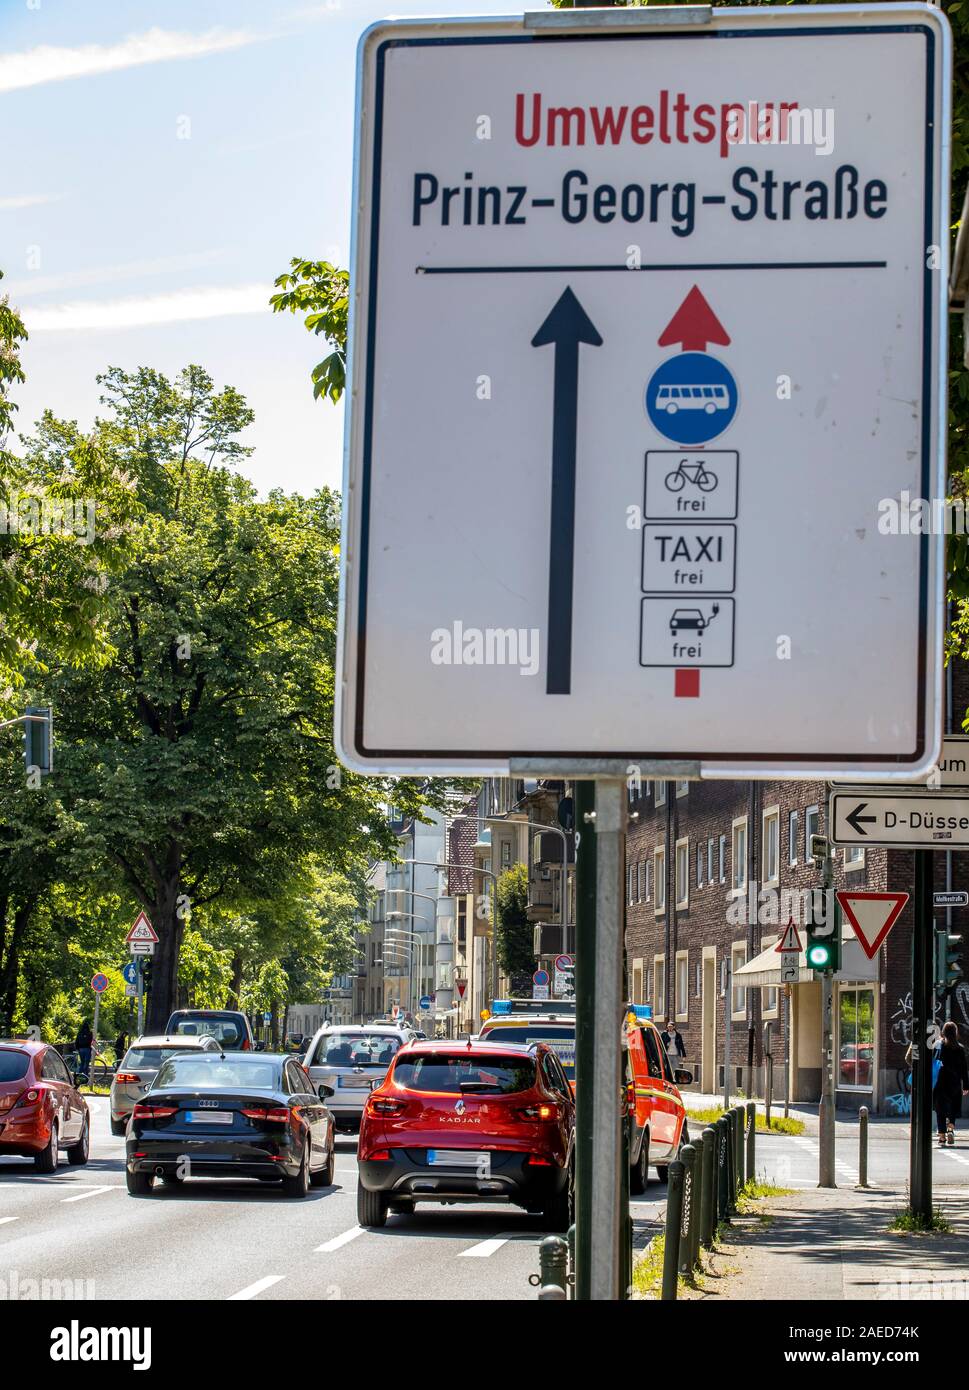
[[0, 493, 96, 545], [430, 621, 540, 677], [514, 92, 834, 158]]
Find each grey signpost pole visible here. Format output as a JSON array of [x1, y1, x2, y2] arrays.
[[910, 849, 934, 1223], [591, 778, 626, 1301], [136, 957, 144, 1036], [818, 846, 838, 1188]]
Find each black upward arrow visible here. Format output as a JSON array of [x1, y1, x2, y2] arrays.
[[532, 287, 603, 696], [846, 802, 877, 836]]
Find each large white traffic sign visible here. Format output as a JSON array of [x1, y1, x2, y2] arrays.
[[337, 5, 949, 776], [830, 787, 969, 849]]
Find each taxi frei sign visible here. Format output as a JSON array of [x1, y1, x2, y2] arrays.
[[336, 4, 950, 779]]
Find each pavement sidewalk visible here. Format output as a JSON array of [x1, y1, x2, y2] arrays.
[[681, 1091, 911, 1135], [682, 1183, 969, 1301]]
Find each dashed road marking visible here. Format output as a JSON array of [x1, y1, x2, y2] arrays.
[[61, 1185, 116, 1204], [228, 1275, 285, 1301], [315, 1225, 364, 1253], [938, 1148, 969, 1168], [458, 1235, 512, 1258], [0, 1217, 18, 1226]]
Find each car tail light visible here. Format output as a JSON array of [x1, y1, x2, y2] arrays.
[[526, 1155, 553, 1167], [114, 1072, 141, 1084], [132, 1103, 177, 1120], [516, 1103, 561, 1121], [241, 1039, 251, 1051], [368, 1149, 391, 1160], [241, 1106, 291, 1123], [369, 1098, 406, 1117], [13, 1087, 43, 1109]]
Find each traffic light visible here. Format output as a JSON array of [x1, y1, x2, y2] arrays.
[[805, 835, 841, 972], [806, 932, 841, 973], [140, 958, 153, 995], [934, 928, 964, 994], [24, 705, 52, 775]]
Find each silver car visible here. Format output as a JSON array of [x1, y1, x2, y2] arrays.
[[303, 1025, 415, 1131], [109, 1034, 220, 1135]]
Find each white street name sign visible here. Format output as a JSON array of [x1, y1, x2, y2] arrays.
[[830, 787, 969, 849], [337, 5, 949, 777]]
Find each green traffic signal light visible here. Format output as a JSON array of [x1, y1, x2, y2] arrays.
[[807, 939, 836, 970], [935, 928, 963, 992]]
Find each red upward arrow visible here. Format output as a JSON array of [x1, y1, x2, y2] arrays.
[[658, 286, 731, 353]]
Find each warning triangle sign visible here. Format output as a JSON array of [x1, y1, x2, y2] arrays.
[[126, 911, 159, 944], [775, 920, 802, 954], [835, 891, 908, 960]]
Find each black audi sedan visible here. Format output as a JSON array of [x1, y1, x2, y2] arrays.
[[125, 1051, 335, 1197]]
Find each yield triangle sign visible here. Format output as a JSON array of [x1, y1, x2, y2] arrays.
[[126, 911, 159, 944], [835, 891, 908, 960], [455, 978, 467, 1000], [775, 920, 802, 954]]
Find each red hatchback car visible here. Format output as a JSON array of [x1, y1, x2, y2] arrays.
[[0, 1041, 90, 1171], [357, 1039, 574, 1230]]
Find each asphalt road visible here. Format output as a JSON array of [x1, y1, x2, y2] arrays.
[[1, 1103, 965, 1300]]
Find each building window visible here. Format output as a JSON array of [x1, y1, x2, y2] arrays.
[[675, 951, 689, 1021], [654, 846, 666, 913], [655, 781, 667, 807], [628, 866, 636, 906], [805, 806, 820, 862], [707, 837, 715, 885], [731, 942, 747, 1019], [675, 780, 689, 799], [653, 955, 666, 1018], [844, 846, 865, 872], [762, 806, 780, 887], [695, 961, 702, 998], [675, 838, 690, 909], [501, 841, 512, 868], [838, 986, 875, 1090], [719, 958, 727, 997], [631, 958, 644, 1005], [788, 810, 798, 867], [719, 834, 727, 884], [731, 818, 748, 893], [762, 936, 779, 1017], [639, 860, 646, 901], [697, 843, 705, 887]]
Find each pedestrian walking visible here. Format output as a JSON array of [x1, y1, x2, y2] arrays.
[[114, 1030, 129, 1062], [661, 1021, 686, 1059], [75, 1020, 93, 1081], [933, 1021, 969, 1147]]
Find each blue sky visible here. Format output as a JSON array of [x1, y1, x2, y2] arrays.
[[1, 0, 524, 495]]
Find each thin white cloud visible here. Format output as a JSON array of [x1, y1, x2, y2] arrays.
[[21, 284, 270, 333], [5, 250, 228, 299], [0, 193, 65, 210], [0, 26, 266, 94]]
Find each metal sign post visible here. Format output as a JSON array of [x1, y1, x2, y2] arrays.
[[911, 851, 934, 1224]]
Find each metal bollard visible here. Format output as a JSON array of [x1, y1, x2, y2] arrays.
[[536, 1234, 568, 1298], [717, 1117, 730, 1223], [746, 1101, 756, 1183], [692, 1133, 706, 1266], [662, 1159, 685, 1300], [700, 1126, 716, 1247], [726, 1110, 738, 1213], [734, 1104, 745, 1189], [678, 1144, 696, 1275], [858, 1106, 869, 1189]]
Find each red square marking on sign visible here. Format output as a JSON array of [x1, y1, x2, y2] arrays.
[[675, 669, 700, 698]]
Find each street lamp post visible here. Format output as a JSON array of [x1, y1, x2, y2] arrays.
[[397, 859, 499, 1025], [387, 914, 432, 1015]]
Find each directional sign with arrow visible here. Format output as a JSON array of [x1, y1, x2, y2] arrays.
[[338, 8, 947, 777], [532, 287, 603, 696], [831, 787, 969, 850]]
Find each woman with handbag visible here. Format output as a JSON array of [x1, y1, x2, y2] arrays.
[[933, 1021, 969, 1147]]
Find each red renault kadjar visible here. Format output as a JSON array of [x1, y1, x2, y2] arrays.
[[0, 1040, 90, 1171], [357, 1039, 574, 1230]]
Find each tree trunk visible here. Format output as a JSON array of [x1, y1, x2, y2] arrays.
[[230, 954, 244, 1008], [144, 868, 186, 1033], [0, 900, 34, 1034]]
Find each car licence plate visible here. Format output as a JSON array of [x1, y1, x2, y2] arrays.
[[426, 1150, 491, 1174], [338, 1076, 372, 1089], [184, 1111, 233, 1124]]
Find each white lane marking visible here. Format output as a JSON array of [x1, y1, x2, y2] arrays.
[[61, 1185, 115, 1203], [458, 1235, 512, 1258], [315, 1225, 365, 1253], [939, 1148, 969, 1168], [227, 1275, 285, 1301], [0, 1217, 18, 1226]]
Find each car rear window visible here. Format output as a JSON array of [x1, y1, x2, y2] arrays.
[[312, 1033, 401, 1067], [153, 1058, 278, 1091], [122, 1047, 203, 1070], [482, 1026, 575, 1075], [169, 1016, 243, 1046], [392, 1053, 535, 1095], [0, 1050, 29, 1082]]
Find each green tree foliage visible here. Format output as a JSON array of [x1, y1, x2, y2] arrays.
[[16, 365, 447, 1032], [270, 260, 350, 402], [496, 862, 534, 976]]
